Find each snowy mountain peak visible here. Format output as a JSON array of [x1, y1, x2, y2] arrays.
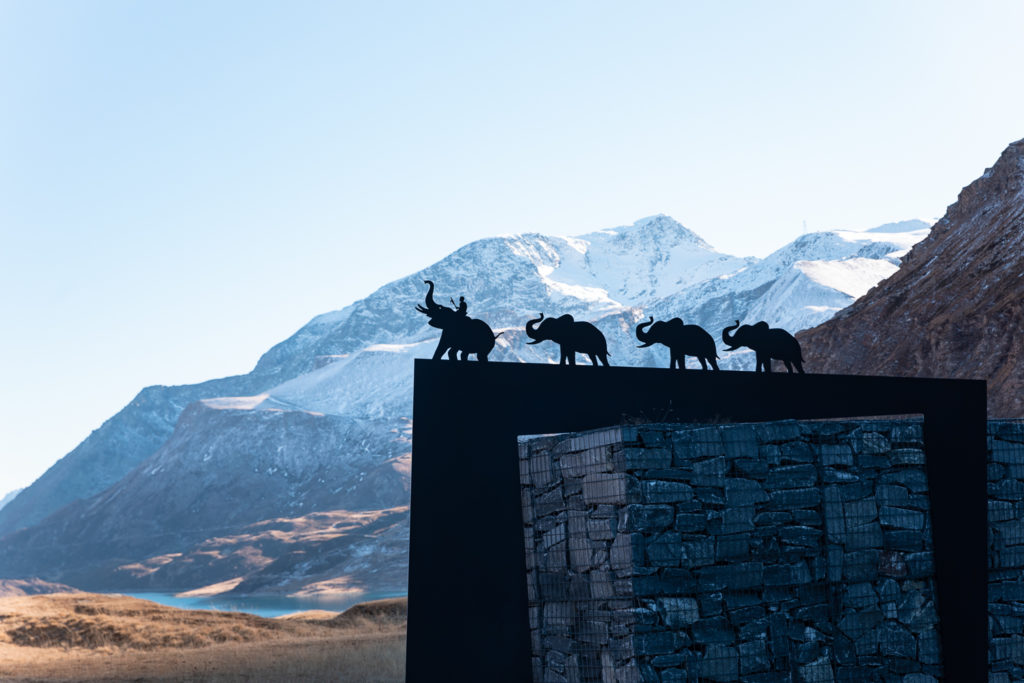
[[575, 214, 714, 251], [865, 219, 933, 234], [247, 216, 932, 389], [764, 223, 930, 272]]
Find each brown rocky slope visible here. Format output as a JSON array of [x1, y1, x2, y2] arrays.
[[798, 138, 1024, 417]]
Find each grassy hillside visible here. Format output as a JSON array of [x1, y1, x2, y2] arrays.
[[0, 592, 406, 682]]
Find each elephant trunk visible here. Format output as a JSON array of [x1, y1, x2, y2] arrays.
[[525, 313, 545, 344], [722, 320, 741, 350], [636, 316, 656, 348], [422, 280, 441, 311]]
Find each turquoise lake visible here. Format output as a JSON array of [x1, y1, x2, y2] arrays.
[[117, 591, 407, 618]]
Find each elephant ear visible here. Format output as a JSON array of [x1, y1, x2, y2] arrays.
[[667, 318, 684, 329], [753, 321, 771, 332]]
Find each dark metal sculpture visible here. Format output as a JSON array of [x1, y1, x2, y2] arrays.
[[722, 320, 804, 373], [416, 280, 501, 361], [636, 316, 719, 370], [525, 313, 610, 366]]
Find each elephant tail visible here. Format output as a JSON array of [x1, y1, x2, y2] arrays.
[[493, 331, 504, 340]]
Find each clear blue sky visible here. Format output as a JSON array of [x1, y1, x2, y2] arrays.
[[2, 1, 1023, 495]]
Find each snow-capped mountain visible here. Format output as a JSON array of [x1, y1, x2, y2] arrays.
[[646, 220, 929, 348], [0, 215, 930, 596], [224, 215, 930, 417]]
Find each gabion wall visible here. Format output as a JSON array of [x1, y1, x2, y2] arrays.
[[988, 420, 1024, 683], [519, 419, 957, 683]]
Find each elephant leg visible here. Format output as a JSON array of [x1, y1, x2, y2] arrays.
[[709, 357, 720, 371], [697, 357, 708, 371], [559, 351, 568, 365], [447, 348, 458, 361], [598, 353, 610, 366], [794, 360, 804, 374], [783, 360, 793, 373], [568, 353, 576, 366], [587, 353, 598, 365], [478, 352, 489, 363], [460, 350, 469, 361], [432, 343, 447, 361]]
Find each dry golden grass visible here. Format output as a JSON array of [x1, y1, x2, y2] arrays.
[[0, 592, 406, 682], [273, 609, 340, 622]]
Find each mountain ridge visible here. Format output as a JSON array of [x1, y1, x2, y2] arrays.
[[0, 489, 23, 513]]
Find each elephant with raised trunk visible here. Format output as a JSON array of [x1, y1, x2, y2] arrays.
[[636, 317, 719, 370], [525, 313, 610, 366], [416, 280, 501, 361], [722, 320, 804, 373]]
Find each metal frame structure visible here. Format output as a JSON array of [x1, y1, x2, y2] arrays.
[[407, 360, 987, 681]]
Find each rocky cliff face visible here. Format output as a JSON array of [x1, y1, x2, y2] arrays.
[[799, 139, 1024, 417]]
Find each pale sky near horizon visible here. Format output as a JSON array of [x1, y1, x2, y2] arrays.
[[2, 1, 1023, 495]]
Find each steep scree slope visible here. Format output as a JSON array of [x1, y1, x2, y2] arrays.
[[799, 139, 1024, 417]]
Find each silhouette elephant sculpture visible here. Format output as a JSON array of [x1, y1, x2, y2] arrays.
[[721, 320, 804, 373], [525, 313, 610, 366], [416, 280, 502, 361], [635, 317, 719, 370]]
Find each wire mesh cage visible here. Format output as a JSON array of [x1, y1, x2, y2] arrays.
[[988, 419, 1024, 683], [519, 419, 953, 683]]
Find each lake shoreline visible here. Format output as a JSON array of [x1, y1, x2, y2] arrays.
[[114, 589, 409, 618]]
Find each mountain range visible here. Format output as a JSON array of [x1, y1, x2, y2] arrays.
[[0, 212, 932, 596]]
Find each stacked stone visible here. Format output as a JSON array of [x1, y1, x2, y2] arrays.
[[988, 419, 1024, 682], [520, 420, 944, 683], [520, 426, 645, 683]]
